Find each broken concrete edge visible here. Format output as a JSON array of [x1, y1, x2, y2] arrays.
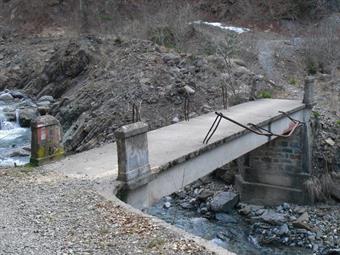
[[115, 122, 148, 139], [154, 102, 307, 176], [109, 194, 236, 255]]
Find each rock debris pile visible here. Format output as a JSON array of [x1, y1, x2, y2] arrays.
[[162, 175, 340, 255]]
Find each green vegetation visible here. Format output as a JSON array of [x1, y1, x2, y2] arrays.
[[99, 15, 113, 21], [258, 91, 272, 99], [336, 120, 340, 127], [306, 58, 318, 75], [148, 26, 176, 48], [288, 77, 298, 86], [312, 111, 321, 118]]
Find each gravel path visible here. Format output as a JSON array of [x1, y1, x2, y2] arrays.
[[0, 167, 227, 255], [257, 39, 303, 99]]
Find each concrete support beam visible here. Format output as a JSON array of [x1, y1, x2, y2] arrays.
[[115, 122, 153, 190], [235, 175, 309, 205], [30, 115, 64, 166], [302, 76, 315, 174]]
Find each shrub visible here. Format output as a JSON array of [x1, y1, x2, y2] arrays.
[[302, 19, 340, 75], [148, 27, 176, 48], [312, 111, 321, 118], [306, 58, 318, 75], [124, 1, 197, 49], [258, 91, 272, 99], [288, 77, 298, 86]]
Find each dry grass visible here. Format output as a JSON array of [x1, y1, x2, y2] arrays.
[[304, 173, 335, 203], [302, 18, 340, 75], [304, 176, 325, 203], [121, 1, 198, 49]]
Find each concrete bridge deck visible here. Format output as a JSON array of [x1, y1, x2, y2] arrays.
[[148, 99, 304, 173], [44, 99, 307, 207]]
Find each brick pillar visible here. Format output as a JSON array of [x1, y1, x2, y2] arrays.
[[115, 122, 153, 190], [30, 115, 64, 166]]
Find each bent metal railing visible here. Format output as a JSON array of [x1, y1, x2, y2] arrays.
[[203, 111, 304, 144]]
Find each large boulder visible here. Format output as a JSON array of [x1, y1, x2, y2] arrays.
[[162, 53, 181, 66], [260, 210, 286, 225], [18, 108, 38, 127], [10, 91, 26, 99], [18, 99, 37, 108], [3, 106, 16, 121], [38, 95, 54, 103], [0, 92, 14, 101], [331, 186, 340, 201], [190, 218, 209, 236], [210, 191, 239, 213], [234, 66, 251, 78], [7, 148, 30, 157], [215, 213, 237, 223]]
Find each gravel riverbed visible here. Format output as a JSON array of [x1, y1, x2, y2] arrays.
[[148, 175, 340, 255]]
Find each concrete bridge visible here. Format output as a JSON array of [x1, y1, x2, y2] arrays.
[[40, 78, 315, 210]]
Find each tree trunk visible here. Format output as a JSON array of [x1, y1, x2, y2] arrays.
[[79, 0, 89, 35]]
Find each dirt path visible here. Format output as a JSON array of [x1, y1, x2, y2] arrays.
[[257, 38, 303, 99], [0, 168, 231, 255]]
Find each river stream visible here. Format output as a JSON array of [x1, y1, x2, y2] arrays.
[[148, 197, 312, 255], [0, 103, 31, 167]]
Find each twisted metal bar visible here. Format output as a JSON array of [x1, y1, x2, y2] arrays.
[[203, 111, 304, 144]]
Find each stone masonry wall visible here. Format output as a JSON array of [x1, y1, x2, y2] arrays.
[[240, 128, 310, 190], [248, 128, 303, 174]]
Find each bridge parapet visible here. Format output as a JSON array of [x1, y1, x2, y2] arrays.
[[115, 122, 153, 190]]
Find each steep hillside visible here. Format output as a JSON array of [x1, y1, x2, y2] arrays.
[[0, 35, 268, 152], [0, 0, 339, 174], [1, 0, 340, 35]]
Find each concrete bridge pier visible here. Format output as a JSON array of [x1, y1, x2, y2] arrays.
[[235, 76, 315, 205]]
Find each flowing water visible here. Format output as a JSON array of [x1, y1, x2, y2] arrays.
[[148, 197, 312, 255], [0, 104, 31, 167]]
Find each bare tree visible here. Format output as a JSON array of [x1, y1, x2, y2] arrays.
[[302, 17, 340, 75], [214, 35, 239, 109]]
